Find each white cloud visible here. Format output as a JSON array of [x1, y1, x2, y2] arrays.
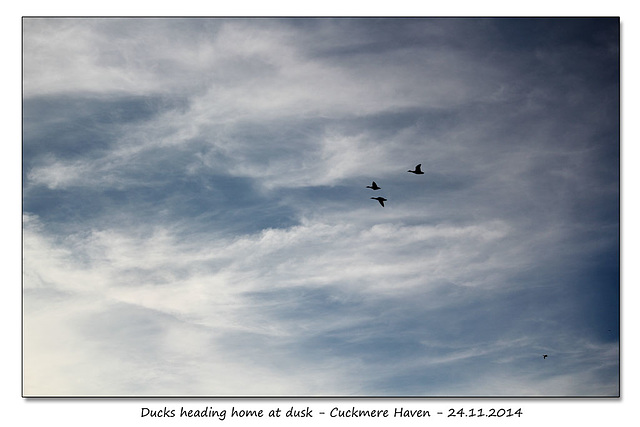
[[27, 199, 613, 396], [23, 208, 524, 395], [22, 18, 539, 195]]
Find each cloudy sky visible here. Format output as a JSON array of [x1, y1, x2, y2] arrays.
[[22, 17, 619, 397]]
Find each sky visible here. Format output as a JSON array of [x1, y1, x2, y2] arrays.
[[22, 17, 620, 397]]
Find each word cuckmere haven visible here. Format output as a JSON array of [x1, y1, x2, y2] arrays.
[[329, 407, 429, 418]]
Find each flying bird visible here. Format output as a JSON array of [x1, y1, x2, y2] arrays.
[[408, 164, 424, 174], [371, 197, 387, 207], [543, 354, 548, 359], [366, 181, 381, 190]]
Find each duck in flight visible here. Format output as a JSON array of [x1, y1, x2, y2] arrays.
[[371, 197, 387, 207], [408, 164, 424, 174], [543, 354, 548, 359], [366, 181, 381, 190]]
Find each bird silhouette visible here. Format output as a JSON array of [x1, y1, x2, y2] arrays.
[[371, 197, 387, 207], [543, 354, 548, 359], [366, 181, 381, 190], [408, 164, 424, 174]]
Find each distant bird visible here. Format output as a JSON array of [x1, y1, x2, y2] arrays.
[[543, 354, 548, 359], [366, 181, 381, 190], [371, 197, 387, 207], [408, 164, 424, 174]]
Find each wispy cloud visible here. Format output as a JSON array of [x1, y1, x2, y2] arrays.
[[23, 17, 619, 396]]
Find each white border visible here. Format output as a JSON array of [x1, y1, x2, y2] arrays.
[[5, 2, 636, 425]]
